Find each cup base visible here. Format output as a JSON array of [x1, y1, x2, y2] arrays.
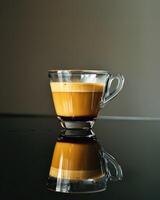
[[46, 176, 107, 193], [57, 116, 96, 129]]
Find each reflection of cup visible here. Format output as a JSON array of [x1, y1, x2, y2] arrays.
[[47, 130, 123, 193], [48, 70, 124, 129]]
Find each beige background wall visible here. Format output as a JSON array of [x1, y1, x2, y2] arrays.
[[0, 0, 160, 117]]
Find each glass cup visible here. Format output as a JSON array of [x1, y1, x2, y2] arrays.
[[48, 70, 124, 129], [47, 129, 123, 193]]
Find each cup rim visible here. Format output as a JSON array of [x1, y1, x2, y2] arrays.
[[48, 69, 109, 75]]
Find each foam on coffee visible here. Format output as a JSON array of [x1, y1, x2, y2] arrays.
[[50, 82, 104, 92]]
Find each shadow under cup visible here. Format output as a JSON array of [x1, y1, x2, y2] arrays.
[[48, 70, 124, 129]]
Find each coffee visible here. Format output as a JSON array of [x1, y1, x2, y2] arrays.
[[50, 82, 104, 119], [49, 138, 105, 180]]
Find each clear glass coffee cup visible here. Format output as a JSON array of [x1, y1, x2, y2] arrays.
[[48, 70, 124, 129], [47, 129, 123, 193]]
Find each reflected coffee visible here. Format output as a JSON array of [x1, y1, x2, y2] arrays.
[[50, 82, 105, 121], [49, 136, 105, 180]]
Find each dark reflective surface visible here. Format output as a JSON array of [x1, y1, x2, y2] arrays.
[[0, 115, 160, 199]]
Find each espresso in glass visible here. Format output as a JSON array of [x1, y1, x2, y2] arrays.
[[48, 70, 124, 129], [50, 82, 104, 122]]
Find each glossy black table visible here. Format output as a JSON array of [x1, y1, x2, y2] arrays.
[[0, 115, 160, 200]]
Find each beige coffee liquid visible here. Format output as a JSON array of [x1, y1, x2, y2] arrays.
[[50, 82, 104, 117], [49, 142, 104, 180]]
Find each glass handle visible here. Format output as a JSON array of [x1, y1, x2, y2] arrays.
[[103, 151, 123, 181], [103, 74, 125, 105]]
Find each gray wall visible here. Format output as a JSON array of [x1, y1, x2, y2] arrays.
[[1, 0, 160, 117]]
